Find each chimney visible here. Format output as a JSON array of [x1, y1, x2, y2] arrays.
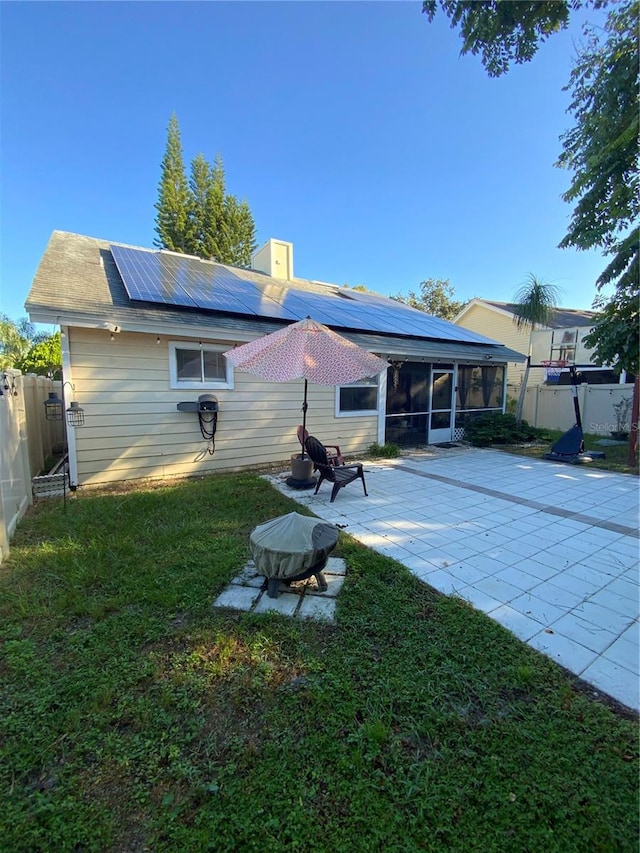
[[251, 238, 294, 280]]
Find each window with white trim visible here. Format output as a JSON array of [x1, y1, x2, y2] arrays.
[[336, 376, 379, 416], [169, 342, 234, 390]]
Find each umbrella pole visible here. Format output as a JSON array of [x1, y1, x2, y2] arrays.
[[301, 379, 308, 459]]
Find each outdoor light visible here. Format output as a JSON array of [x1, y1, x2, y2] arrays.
[[44, 391, 64, 421], [66, 401, 85, 427]]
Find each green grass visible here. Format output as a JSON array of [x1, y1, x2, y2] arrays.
[[1, 474, 638, 852], [495, 430, 639, 476]]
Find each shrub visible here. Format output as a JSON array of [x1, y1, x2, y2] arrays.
[[368, 442, 400, 458], [463, 413, 542, 447]]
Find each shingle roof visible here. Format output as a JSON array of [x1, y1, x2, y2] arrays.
[[26, 231, 526, 361], [482, 300, 596, 328]]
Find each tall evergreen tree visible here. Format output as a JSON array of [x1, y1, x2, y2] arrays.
[[202, 154, 226, 261], [235, 199, 257, 268], [154, 114, 190, 252], [154, 118, 257, 267], [187, 153, 212, 257]]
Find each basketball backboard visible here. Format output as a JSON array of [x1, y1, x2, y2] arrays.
[[530, 327, 597, 367]]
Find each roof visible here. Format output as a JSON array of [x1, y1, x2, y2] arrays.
[[461, 298, 596, 329], [26, 231, 526, 362]]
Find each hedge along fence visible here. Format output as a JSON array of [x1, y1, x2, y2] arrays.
[[510, 382, 635, 436], [0, 371, 60, 564]]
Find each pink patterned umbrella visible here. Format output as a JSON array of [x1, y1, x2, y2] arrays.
[[224, 318, 388, 455]]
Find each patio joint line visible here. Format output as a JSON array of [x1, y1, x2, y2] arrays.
[[392, 463, 640, 539]]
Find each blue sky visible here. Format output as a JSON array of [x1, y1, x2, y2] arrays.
[[1, 1, 610, 323]]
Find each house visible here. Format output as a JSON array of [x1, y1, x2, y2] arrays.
[[25, 232, 525, 488], [452, 298, 610, 388]]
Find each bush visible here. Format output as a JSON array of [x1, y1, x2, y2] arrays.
[[368, 442, 400, 458], [463, 413, 542, 447]]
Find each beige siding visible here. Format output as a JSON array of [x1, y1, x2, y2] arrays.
[[455, 303, 543, 391], [68, 329, 379, 487]]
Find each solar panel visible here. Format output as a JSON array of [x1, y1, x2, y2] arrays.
[[110, 243, 496, 345], [110, 245, 199, 308]]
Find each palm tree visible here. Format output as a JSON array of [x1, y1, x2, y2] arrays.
[[512, 275, 561, 422], [512, 274, 561, 330], [0, 314, 33, 370]]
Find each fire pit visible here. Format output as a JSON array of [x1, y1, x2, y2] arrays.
[[250, 512, 339, 599]]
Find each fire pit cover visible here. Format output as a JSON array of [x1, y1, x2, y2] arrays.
[[250, 512, 338, 580]]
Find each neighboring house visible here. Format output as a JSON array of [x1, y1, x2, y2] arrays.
[[26, 232, 525, 488], [453, 299, 608, 388]]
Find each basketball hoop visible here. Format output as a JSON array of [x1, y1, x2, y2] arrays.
[[541, 360, 567, 384]]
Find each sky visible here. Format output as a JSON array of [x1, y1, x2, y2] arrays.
[[1, 0, 611, 324]]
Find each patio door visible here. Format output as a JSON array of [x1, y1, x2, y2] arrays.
[[429, 368, 454, 443], [385, 361, 429, 447]]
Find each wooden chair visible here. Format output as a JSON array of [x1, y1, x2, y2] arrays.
[[297, 425, 344, 467], [304, 435, 368, 503]]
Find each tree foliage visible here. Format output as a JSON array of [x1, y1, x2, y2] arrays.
[[154, 115, 257, 267], [17, 333, 62, 378], [392, 278, 466, 320], [421, 1, 601, 77], [583, 283, 639, 374], [1, 315, 33, 370], [556, 1, 639, 373], [511, 273, 561, 330], [0, 315, 61, 376], [422, 0, 637, 377], [154, 113, 190, 253], [557, 2, 638, 289]]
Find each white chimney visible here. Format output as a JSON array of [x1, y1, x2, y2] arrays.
[[251, 238, 294, 280]]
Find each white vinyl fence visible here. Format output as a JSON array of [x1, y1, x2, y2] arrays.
[[0, 371, 60, 564], [510, 381, 635, 435]]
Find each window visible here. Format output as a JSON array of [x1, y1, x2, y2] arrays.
[[169, 342, 234, 390], [337, 376, 379, 415], [456, 365, 505, 410]]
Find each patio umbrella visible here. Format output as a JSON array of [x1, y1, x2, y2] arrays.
[[223, 318, 388, 457]]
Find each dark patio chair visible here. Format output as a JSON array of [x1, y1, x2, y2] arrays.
[[297, 425, 344, 467], [304, 435, 368, 503]]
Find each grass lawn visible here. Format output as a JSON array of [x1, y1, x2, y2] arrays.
[[1, 474, 638, 852]]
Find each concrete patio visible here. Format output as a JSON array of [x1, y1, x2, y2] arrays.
[[263, 446, 639, 712]]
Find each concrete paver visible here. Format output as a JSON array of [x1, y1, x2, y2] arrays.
[[212, 557, 346, 624], [264, 447, 639, 712]]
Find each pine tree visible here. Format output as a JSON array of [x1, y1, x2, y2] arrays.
[[155, 117, 258, 266], [202, 154, 226, 261], [154, 114, 189, 252], [187, 153, 212, 257], [235, 199, 257, 268]]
